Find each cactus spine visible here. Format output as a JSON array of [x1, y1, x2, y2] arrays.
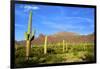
[[25, 11, 35, 60], [63, 40, 65, 52], [44, 35, 47, 54]]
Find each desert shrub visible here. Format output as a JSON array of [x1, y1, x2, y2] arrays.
[[44, 54, 64, 64], [15, 46, 25, 58], [84, 51, 94, 61], [15, 42, 95, 67]]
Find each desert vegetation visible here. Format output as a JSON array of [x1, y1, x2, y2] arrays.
[[15, 41, 95, 67]]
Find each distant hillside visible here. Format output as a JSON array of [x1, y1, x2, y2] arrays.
[[15, 32, 95, 46], [51, 32, 79, 37], [15, 40, 25, 46]]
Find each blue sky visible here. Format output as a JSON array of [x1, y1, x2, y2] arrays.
[[15, 4, 95, 41]]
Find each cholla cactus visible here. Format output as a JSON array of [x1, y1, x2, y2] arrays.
[[44, 35, 47, 54], [25, 11, 35, 60]]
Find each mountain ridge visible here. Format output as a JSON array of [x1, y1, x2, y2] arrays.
[[15, 32, 94, 46]]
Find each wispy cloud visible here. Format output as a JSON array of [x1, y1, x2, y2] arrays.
[[41, 15, 94, 32], [24, 5, 39, 12], [42, 21, 86, 31], [15, 24, 26, 28], [53, 16, 93, 23], [65, 17, 93, 23]]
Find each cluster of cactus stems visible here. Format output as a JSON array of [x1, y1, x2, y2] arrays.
[[44, 35, 48, 54], [25, 11, 35, 60]]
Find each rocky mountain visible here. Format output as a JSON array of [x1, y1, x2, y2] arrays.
[[15, 32, 95, 46], [32, 32, 94, 45]]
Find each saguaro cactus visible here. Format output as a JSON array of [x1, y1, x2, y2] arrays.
[[44, 35, 47, 54], [63, 40, 65, 52], [66, 42, 68, 51], [25, 11, 35, 60]]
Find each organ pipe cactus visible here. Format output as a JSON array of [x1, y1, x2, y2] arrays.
[[25, 11, 35, 60], [44, 35, 47, 54]]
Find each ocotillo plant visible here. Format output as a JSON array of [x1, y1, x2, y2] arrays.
[[44, 35, 47, 54], [63, 40, 65, 52], [25, 11, 35, 60]]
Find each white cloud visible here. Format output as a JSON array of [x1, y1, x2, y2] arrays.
[[65, 16, 93, 23], [24, 5, 39, 11]]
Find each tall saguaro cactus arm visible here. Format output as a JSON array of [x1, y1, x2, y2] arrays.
[[28, 10, 32, 34], [24, 32, 28, 40], [30, 29, 35, 41]]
